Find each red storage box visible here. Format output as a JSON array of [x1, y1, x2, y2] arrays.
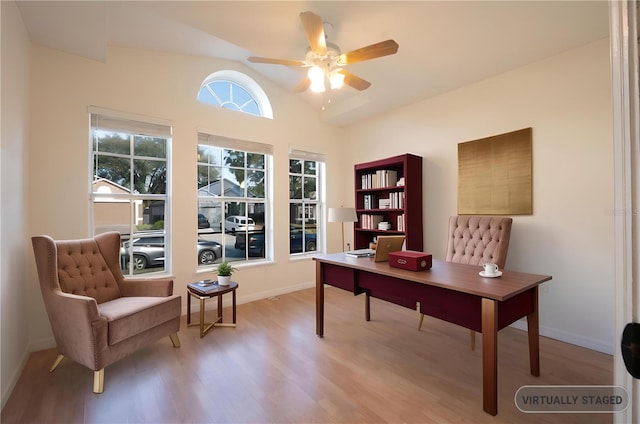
[[388, 250, 432, 271]]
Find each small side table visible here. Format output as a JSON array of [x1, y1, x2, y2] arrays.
[[187, 281, 238, 338]]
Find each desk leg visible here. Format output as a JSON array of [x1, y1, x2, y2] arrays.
[[187, 291, 191, 325], [527, 287, 540, 376], [482, 298, 498, 416], [316, 261, 324, 337], [365, 293, 371, 321]]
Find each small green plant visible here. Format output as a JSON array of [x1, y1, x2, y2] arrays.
[[216, 261, 236, 276]]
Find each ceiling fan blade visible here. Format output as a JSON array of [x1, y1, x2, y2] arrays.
[[300, 11, 327, 55], [248, 56, 307, 67], [294, 77, 311, 93], [338, 40, 399, 65], [338, 69, 371, 91]]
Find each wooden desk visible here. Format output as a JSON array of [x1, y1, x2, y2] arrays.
[[313, 253, 552, 416]]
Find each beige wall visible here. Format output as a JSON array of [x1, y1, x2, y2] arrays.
[[24, 44, 347, 348], [344, 39, 614, 353], [1, 0, 31, 408]]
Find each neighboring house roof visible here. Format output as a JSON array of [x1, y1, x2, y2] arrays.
[[198, 178, 243, 197], [93, 176, 131, 195]]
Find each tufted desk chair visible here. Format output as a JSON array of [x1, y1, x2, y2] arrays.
[[31, 232, 181, 393], [418, 215, 513, 350]]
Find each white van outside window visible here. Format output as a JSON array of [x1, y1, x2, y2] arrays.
[[224, 215, 256, 232]]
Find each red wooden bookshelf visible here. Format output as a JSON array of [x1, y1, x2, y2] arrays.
[[353, 153, 423, 251]]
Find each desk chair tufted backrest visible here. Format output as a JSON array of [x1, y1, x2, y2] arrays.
[[445, 215, 513, 269], [35, 233, 123, 304]]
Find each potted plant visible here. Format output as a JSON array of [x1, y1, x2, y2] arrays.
[[215, 261, 236, 286]]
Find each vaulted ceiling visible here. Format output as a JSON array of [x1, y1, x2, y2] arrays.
[[16, 1, 610, 126]]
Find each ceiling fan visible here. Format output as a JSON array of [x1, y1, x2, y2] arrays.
[[247, 11, 399, 93]]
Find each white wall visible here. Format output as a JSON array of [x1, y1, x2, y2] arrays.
[[1, 0, 32, 408], [344, 39, 615, 354], [24, 45, 346, 348]]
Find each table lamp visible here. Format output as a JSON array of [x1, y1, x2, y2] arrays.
[[328, 207, 358, 251]]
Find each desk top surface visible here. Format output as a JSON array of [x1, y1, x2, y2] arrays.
[[313, 253, 551, 301]]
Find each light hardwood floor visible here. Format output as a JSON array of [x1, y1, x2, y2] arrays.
[[2, 287, 613, 423]]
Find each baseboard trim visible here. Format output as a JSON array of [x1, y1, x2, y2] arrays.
[[1, 345, 30, 410], [510, 319, 613, 355]]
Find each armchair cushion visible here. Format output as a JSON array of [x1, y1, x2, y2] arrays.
[[98, 295, 181, 345]]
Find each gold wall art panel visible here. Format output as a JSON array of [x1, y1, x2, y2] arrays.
[[457, 128, 532, 215]]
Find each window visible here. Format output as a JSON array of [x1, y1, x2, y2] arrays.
[[197, 133, 272, 266], [197, 70, 273, 119], [90, 107, 171, 276], [289, 149, 325, 255]]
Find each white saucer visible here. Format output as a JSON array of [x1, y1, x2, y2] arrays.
[[479, 271, 502, 278]]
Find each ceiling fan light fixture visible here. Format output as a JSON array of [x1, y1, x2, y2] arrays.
[[308, 66, 326, 92], [329, 70, 345, 90], [309, 80, 326, 93]]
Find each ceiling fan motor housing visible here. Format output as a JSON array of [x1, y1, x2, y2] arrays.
[[305, 42, 342, 71]]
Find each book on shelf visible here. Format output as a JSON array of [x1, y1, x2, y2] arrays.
[[363, 194, 376, 210], [360, 169, 399, 189], [396, 214, 405, 232], [387, 192, 404, 209], [360, 214, 384, 230]]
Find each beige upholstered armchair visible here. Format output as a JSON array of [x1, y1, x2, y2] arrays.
[[31, 232, 181, 393], [419, 215, 513, 350]]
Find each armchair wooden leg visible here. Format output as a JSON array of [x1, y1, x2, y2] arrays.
[[93, 369, 104, 394], [169, 333, 180, 348], [49, 354, 64, 372], [470, 330, 476, 350]]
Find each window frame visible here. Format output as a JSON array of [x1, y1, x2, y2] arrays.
[[289, 148, 326, 257], [197, 70, 273, 119], [197, 132, 273, 268], [89, 106, 172, 277]]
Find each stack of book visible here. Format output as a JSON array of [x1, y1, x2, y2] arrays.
[[378, 221, 391, 230], [378, 198, 391, 209]]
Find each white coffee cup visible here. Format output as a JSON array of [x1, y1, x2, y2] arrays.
[[483, 263, 499, 276]]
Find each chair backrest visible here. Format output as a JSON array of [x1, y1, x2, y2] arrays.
[[32, 232, 123, 304], [445, 215, 513, 269]]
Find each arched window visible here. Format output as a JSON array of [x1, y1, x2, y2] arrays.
[[197, 70, 273, 119]]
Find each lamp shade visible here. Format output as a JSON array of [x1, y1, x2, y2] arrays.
[[328, 207, 357, 223]]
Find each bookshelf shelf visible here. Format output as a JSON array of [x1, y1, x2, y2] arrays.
[[353, 153, 423, 251]]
